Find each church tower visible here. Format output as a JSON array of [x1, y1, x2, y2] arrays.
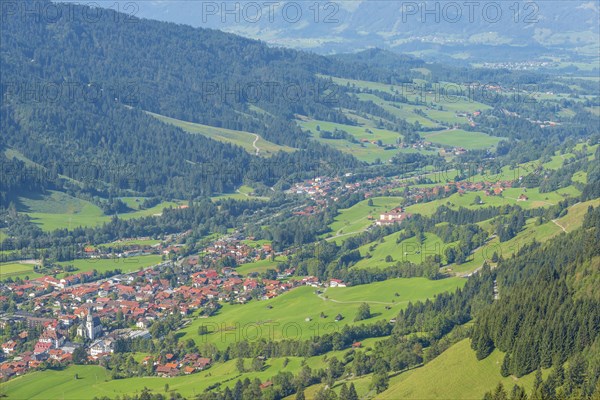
[[86, 312, 96, 340]]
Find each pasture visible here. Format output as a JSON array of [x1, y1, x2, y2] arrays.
[[15, 191, 182, 231], [351, 232, 452, 268], [179, 278, 464, 348], [147, 111, 294, 156], [422, 129, 501, 150], [324, 196, 403, 241], [56, 254, 162, 276], [377, 339, 547, 399]]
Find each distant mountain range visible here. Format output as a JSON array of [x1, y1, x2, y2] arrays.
[[61, 0, 600, 63]]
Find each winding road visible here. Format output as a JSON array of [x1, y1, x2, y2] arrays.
[[252, 134, 260, 155]]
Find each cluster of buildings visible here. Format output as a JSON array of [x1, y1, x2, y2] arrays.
[[0, 232, 334, 381]]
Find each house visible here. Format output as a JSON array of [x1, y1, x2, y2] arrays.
[[376, 208, 410, 226], [329, 279, 346, 288], [260, 381, 273, 390], [2, 340, 17, 355], [518, 194, 529, 201], [352, 342, 362, 348], [89, 339, 113, 357]]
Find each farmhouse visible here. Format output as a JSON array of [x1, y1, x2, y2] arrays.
[[329, 279, 347, 288], [376, 207, 410, 226]]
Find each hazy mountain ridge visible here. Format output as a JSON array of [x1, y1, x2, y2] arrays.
[[64, 0, 600, 61]]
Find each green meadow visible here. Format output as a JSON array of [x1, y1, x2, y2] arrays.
[[352, 232, 452, 269], [324, 197, 403, 241], [321, 75, 490, 113], [1, 337, 392, 400], [377, 339, 547, 400], [56, 254, 163, 276], [449, 218, 563, 275], [234, 258, 286, 276], [554, 198, 600, 233], [211, 185, 269, 202], [422, 129, 501, 150], [297, 117, 404, 163], [405, 186, 580, 217], [179, 278, 464, 348], [147, 111, 294, 156], [15, 191, 182, 231], [0, 262, 43, 280], [356, 93, 441, 128]]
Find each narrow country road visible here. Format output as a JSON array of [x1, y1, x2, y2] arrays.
[[252, 134, 260, 155], [552, 219, 567, 233]]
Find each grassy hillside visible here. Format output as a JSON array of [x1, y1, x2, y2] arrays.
[[56, 255, 163, 276], [422, 129, 502, 150], [323, 197, 403, 242], [352, 232, 451, 268], [377, 339, 545, 400], [178, 278, 464, 348], [297, 118, 407, 163], [148, 111, 294, 156], [13, 191, 181, 231]]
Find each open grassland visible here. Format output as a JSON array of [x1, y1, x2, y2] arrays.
[[356, 93, 441, 128], [377, 339, 546, 400], [449, 218, 562, 275], [56, 254, 162, 276], [326, 277, 463, 304], [554, 198, 600, 233], [147, 111, 294, 156], [234, 257, 286, 276], [1, 338, 388, 400], [422, 129, 501, 150], [297, 117, 404, 163], [211, 185, 269, 202], [352, 232, 452, 268], [323, 197, 403, 241], [179, 278, 464, 349], [0, 262, 43, 281], [16, 191, 181, 231], [2, 335, 547, 399], [321, 75, 490, 113], [405, 186, 580, 217], [106, 238, 163, 247]]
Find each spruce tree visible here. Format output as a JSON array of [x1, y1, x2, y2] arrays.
[[339, 383, 349, 400], [501, 353, 511, 377]]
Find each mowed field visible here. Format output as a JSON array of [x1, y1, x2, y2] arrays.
[[377, 339, 546, 400], [321, 75, 490, 112], [0, 261, 43, 281], [405, 186, 580, 217], [352, 232, 452, 269], [14, 191, 181, 231], [211, 185, 269, 202], [178, 278, 464, 349], [422, 129, 501, 150], [297, 117, 405, 163], [147, 111, 294, 156], [1, 337, 388, 400], [323, 197, 403, 242], [554, 198, 600, 233], [56, 254, 163, 276]]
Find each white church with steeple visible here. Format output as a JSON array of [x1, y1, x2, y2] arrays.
[[77, 312, 102, 340]]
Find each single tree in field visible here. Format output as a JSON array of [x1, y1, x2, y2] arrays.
[[236, 357, 245, 373], [354, 303, 371, 321], [339, 383, 349, 399], [501, 353, 511, 377], [348, 383, 359, 400]]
